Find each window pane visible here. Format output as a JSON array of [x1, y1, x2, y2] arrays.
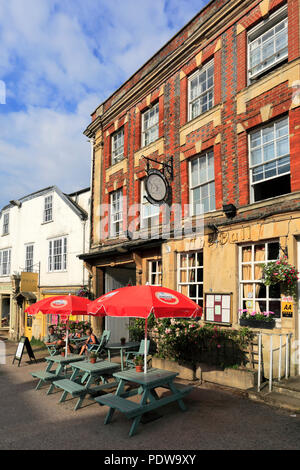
[[277, 137, 289, 156], [263, 142, 274, 161], [251, 149, 262, 166]]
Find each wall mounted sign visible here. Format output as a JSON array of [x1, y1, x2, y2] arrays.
[[20, 272, 38, 293], [145, 169, 170, 206], [205, 293, 232, 324], [281, 297, 294, 318], [143, 155, 173, 206]]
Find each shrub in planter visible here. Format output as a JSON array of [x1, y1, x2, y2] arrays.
[[134, 355, 144, 372]]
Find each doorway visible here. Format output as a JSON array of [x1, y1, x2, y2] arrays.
[[105, 264, 136, 343]]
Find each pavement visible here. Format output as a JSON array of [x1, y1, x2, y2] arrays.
[[1, 340, 300, 451]]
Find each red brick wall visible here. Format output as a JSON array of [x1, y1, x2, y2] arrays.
[[94, 0, 300, 243]]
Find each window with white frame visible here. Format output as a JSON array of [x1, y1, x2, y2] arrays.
[[188, 60, 214, 121], [249, 116, 290, 202], [25, 244, 34, 272], [111, 127, 125, 165], [2, 212, 9, 235], [0, 249, 11, 276], [190, 150, 215, 215], [239, 241, 281, 319], [110, 189, 123, 238], [177, 251, 203, 307], [142, 103, 159, 147], [140, 180, 160, 229], [148, 260, 162, 286], [44, 195, 53, 222], [48, 237, 67, 272], [248, 5, 288, 81]]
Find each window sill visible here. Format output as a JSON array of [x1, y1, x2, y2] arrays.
[[41, 220, 54, 226], [110, 156, 126, 168]]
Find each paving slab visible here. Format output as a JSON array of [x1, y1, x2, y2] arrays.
[[1, 340, 300, 450]]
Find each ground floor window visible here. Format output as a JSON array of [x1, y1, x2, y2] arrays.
[[239, 241, 281, 319], [148, 260, 162, 286], [177, 251, 203, 307]]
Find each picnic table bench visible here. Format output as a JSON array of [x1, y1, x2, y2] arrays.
[[95, 368, 193, 437], [31, 354, 85, 395], [53, 360, 120, 410]]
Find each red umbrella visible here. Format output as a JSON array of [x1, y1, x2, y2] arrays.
[[87, 286, 202, 373], [26, 295, 94, 356]]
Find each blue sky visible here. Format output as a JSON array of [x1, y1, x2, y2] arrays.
[[0, 0, 208, 209]]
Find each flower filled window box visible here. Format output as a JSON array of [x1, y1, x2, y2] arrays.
[[239, 310, 276, 329]]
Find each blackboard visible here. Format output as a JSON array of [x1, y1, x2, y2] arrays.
[[12, 336, 36, 367]]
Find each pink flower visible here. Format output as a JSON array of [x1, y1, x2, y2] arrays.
[[217, 345, 221, 349]]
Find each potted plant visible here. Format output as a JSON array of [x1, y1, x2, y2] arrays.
[[120, 337, 126, 346], [134, 355, 144, 373], [261, 257, 299, 298], [90, 352, 97, 364], [239, 310, 276, 329]]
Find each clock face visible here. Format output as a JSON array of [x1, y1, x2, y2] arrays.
[[146, 172, 168, 202]]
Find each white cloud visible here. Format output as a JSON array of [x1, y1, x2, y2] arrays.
[[0, 0, 207, 208]]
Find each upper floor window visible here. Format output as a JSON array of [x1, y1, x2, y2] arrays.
[[48, 237, 67, 272], [249, 116, 290, 202], [2, 212, 9, 235], [110, 189, 123, 238], [0, 249, 11, 276], [25, 244, 34, 272], [111, 127, 124, 165], [190, 150, 215, 215], [142, 103, 159, 147], [248, 5, 288, 82], [44, 195, 53, 223], [188, 60, 214, 121]]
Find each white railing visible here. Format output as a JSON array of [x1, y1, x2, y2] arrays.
[[257, 332, 293, 392]]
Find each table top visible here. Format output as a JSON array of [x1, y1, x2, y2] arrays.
[[106, 342, 140, 351], [113, 368, 178, 386], [69, 335, 88, 343], [45, 354, 85, 364], [70, 360, 120, 374]]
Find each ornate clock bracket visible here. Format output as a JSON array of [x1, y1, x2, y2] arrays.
[[143, 155, 174, 181]]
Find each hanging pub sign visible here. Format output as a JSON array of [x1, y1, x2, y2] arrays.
[[12, 336, 36, 367], [143, 155, 173, 206], [281, 297, 294, 318]]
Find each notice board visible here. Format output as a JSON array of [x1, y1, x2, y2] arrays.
[[205, 293, 232, 324]]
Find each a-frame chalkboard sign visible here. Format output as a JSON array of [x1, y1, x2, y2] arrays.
[[12, 336, 36, 367]]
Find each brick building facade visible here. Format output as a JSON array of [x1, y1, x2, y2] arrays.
[[81, 0, 300, 374]]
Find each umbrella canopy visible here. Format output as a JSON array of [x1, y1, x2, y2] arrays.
[[26, 295, 94, 356], [87, 286, 202, 373], [87, 285, 202, 319]]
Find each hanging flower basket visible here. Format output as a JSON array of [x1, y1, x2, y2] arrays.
[[261, 257, 299, 298], [239, 310, 276, 329]]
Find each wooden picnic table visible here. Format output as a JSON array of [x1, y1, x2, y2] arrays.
[[31, 354, 85, 394], [95, 368, 193, 437], [53, 359, 120, 410], [106, 342, 140, 370]]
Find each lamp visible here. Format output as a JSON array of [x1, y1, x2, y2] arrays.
[[223, 204, 237, 219]]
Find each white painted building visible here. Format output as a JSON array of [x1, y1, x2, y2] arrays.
[[0, 185, 90, 340]]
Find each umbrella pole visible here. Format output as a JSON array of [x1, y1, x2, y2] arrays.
[[144, 318, 148, 374], [65, 320, 69, 358]]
